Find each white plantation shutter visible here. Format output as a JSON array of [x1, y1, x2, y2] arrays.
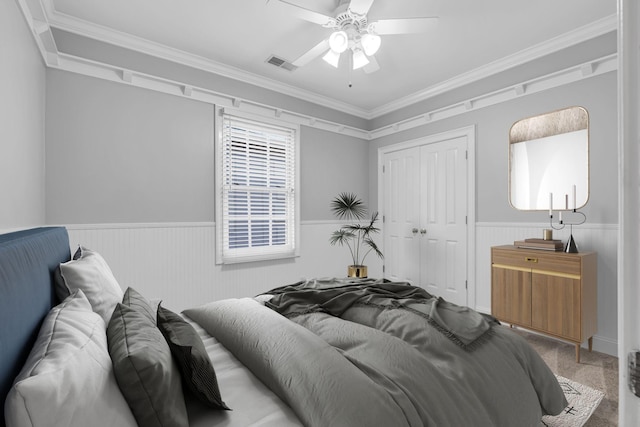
[[217, 112, 298, 263]]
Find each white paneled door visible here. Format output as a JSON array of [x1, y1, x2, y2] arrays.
[[383, 146, 421, 284], [383, 135, 468, 307]]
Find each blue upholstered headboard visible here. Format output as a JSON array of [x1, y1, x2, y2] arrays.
[[0, 227, 70, 427]]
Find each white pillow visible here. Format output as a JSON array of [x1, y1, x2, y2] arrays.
[[4, 290, 137, 427], [56, 246, 123, 323]]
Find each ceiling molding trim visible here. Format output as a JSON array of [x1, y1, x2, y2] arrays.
[[48, 48, 615, 143], [15, 0, 59, 67], [50, 52, 372, 140], [19, 1, 617, 142], [368, 54, 617, 139], [38, 0, 616, 120], [367, 13, 618, 118], [39, 1, 368, 119]]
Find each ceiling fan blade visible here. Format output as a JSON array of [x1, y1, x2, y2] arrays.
[[348, 0, 375, 15], [370, 17, 439, 35], [292, 38, 330, 67], [363, 55, 380, 74], [276, 0, 335, 26]]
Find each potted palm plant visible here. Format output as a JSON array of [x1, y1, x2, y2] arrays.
[[329, 192, 383, 278]]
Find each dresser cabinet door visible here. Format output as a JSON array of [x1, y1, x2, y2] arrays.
[[492, 266, 532, 326], [531, 272, 581, 341]]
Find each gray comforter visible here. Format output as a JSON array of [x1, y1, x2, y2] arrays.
[[184, 279, 566, 427]]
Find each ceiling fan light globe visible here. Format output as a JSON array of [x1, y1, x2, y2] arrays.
[[322, 49, 341, 68], [361, 33, 381, 56], [329, 31, 349, 53], [352, 49, 370, 70]]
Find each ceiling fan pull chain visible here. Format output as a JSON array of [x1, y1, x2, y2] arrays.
[[348, 52, 353, 87]]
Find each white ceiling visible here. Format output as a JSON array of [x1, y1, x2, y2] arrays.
[[42, 0, 616, 117]]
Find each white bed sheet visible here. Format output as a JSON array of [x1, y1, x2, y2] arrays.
[[183, 315, 303, 427]]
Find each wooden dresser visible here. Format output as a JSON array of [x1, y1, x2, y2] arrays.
[[491, 245, 597, 362]]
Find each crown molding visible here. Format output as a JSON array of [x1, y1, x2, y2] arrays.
[[37, 0, 616, 120], [38, 1, 369, 119], [47, 48, 616, 142], [48, 52, 373, 139], [18, 1, 618, 141], [15, 0, 59, 67], [368, 53, 617, 139], [370, 14, 618, 118]]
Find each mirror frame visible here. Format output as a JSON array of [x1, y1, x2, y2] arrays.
[[508, 106, 590, 211]]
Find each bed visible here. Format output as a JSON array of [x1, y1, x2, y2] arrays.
[[1, 227, 567, 427]]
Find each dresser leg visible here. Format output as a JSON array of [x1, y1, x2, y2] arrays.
[[575, 343, 581, 363], [588, 337, 593, 352]]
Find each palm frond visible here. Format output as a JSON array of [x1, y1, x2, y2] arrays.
[[363, 237, 384, 260], [330, 192, 367, 220], [329, 229, 355, 245]]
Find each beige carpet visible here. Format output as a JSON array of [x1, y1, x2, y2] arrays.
[[515, 328, 619, 426]]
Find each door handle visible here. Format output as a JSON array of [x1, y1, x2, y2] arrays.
[[412, 228, 419, 234], [420, 228, 427, 235]]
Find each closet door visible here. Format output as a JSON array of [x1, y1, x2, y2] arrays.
[[419, 137, 468, 306], [382, 135, 468, 307], [382, 147, 420, 283]]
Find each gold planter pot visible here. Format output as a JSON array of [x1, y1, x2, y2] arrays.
[[348, 265, 367, 278]]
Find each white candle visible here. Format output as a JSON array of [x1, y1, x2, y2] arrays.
[[549, 193, 553, 216], [565, 194, 569, 210], [572, 185, 577, 210], [559, 211, 563, 223]]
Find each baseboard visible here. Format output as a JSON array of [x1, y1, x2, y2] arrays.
[[475, 305, 491, 315], [591, 334, 618, 357]]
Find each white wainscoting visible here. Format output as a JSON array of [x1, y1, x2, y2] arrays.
[[66, 222, 383, 313], [63, 221, 617, 356], [475, 222, 619, 357]]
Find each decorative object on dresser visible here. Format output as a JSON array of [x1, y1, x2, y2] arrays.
[[329, 192, 383, 278], [491, 245, 597, 363], [514, 238, 565, 251]]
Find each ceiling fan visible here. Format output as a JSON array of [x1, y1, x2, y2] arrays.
[[274, 0, 439, 74]]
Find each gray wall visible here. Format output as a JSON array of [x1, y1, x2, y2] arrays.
[[45, 70, 369, 224], [369, 72, 618, 225], [46, 70, 215, 224], [1, 0, 47, 228], [300, 127, 371, 220]]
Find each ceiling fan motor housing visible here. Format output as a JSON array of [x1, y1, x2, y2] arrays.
[[335, 10, 368, 32], [329, 8, 375, 52]]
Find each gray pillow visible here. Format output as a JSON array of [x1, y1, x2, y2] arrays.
[[157, 305, 230, 410], [55, 246, 123, 323], [107, 303, 188, 427], [122, 286, 157, 324]]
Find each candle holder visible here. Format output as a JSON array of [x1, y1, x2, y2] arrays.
[[548, 209, 586, 253]]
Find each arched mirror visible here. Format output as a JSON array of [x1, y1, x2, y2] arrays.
[[509, 106, 589, 211]]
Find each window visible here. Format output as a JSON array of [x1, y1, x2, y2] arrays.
[[216, 109, 299, 264]]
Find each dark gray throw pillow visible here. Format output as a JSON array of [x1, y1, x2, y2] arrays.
[[121, 286, 157, 324], [107, 303, 188, 427], [157, 305, 230, 410]]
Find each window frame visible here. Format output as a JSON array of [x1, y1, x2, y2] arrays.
[[215, 107, 300, 264]]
